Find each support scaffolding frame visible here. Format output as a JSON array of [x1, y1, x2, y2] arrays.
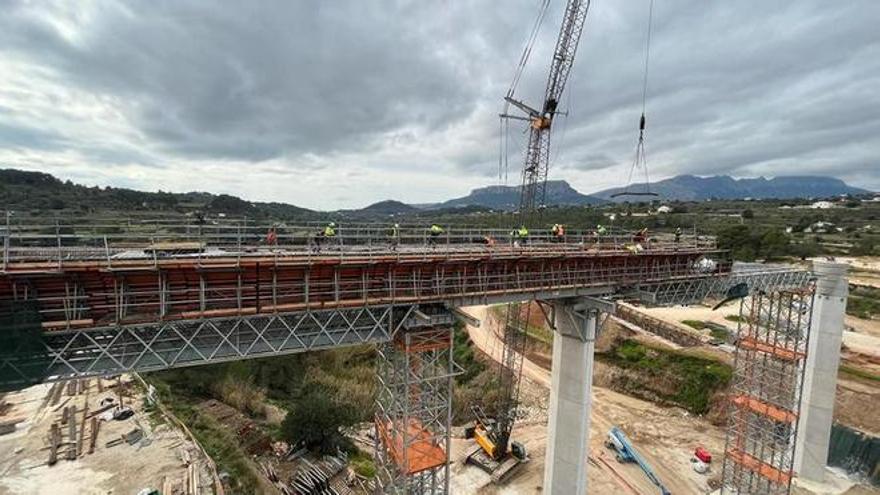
[[721, 286, 815, 494], [375, 311, 461, 494]]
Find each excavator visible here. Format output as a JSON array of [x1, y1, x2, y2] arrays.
[[464, 0, 592, 482]]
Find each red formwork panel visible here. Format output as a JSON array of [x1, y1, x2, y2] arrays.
[[0, 247, 725, 331]]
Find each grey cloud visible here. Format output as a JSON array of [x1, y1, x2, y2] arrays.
[[0, 0, 878, 206]]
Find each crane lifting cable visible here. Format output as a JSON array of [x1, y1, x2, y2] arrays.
[[499, 0, 551, 183], [611, 0, 660, 199]]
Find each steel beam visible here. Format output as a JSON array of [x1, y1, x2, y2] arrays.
[[0, 304, 415, 391]]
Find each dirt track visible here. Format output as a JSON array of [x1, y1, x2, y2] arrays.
[[452, 305, 725, 495]]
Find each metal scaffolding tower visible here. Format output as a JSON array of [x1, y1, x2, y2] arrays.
[[374, 309, 461, 494], [721, 286, 815, 494]]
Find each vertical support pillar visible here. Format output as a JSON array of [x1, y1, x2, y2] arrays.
[[795, 261, 848, 482], [544, 300, 600, 495], [375, 308, 459, 494]]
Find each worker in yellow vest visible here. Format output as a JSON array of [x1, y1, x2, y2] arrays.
[[512, 225, 529, 247], [388, 223, 400, 251], [428, 224, 444, 247], [312, 222, 337, 253]]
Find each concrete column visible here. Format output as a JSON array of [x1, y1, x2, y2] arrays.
[[543, 302, 598, 495], [794, 261, 848, 482]]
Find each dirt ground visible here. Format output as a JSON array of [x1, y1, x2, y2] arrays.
[[637, 297, 880, 436], [823, 257, 880, 289], [452, 306, 725, 495], [454, 305, 880, 495], [0, 376, 213, 495]]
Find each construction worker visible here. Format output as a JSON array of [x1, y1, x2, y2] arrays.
[[551, 223, 565, 243], [388, 223, 400, 251], [428, 223, 444, 246], [312, 222, 337, 253], [512, 225, 529, 247], [632, 227, 649, 251], [674, 227, 682, 244], [595, 224, 608, 245], [266, 225, 278, 246]]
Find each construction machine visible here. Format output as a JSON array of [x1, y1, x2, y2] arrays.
[[605, 426, 671, 495], [465, 0, 592, 482]]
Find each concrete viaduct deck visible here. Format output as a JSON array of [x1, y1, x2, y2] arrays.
[[0, 234, 727, 389]]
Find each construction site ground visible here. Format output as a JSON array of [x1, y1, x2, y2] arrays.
[[822, 256, 880, 289], [452, 305, 880, 495], [637, 297, 880, 437], [194, 397, 366, 494], [0, 376, 214, 495]]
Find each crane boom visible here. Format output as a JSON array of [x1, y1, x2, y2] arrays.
[[491, 0, 592, 462], [514, 0, 591, 214]]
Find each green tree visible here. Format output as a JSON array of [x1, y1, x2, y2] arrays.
[[717, 225, 758, 261], [281, 386, 358, 454], [851, 237, 878, 256], [759, 230, 790, 260], [791, 240, 821, 260]]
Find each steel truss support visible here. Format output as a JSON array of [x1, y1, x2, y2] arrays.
[[639, 264, 811, 306], [0, 304, 414, 391], [721, 286, 815, 494], [374, 309, 461, 494]]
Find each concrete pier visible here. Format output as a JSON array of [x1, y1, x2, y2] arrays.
[[794, 261, 849, 482], [543, 301, 600, 494]]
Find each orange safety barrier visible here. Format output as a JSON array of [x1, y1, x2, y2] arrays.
[[738, 336, 805, 362], [725, 448, 792, 485], [376, 418, 446, 475], [731, 395, 797, 423]]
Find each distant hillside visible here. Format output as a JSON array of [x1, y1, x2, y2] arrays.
[[333, 199, 418, 220], [358, 200, 418, 215], [0, 169, 314, 219], [437, 180, 604, 210], [592, 175, 869, 202]]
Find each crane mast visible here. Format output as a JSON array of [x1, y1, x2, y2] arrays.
[[508, 0, 591, 215], [492, 0, 592, 461]]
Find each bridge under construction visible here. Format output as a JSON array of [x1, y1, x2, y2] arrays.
[[0, 220, 846, 494]]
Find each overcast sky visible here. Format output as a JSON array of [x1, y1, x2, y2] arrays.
[[1, 1, 877, 209]]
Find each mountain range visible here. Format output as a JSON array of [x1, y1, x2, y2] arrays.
[[434, 180, 604, 210], [591, 175, 869, 202], [0, 169, 871, 218]]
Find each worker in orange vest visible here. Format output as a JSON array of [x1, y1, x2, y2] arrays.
[[551, 223, 565, 243]]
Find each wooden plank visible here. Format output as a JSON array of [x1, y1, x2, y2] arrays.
[[54, 382, 65, 405], [87, 417, 99, 454], [52, 397, 71, 413], [48, 423, 60, 465], [67, 405, 77, 461], [77, 403, 88, 456]]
